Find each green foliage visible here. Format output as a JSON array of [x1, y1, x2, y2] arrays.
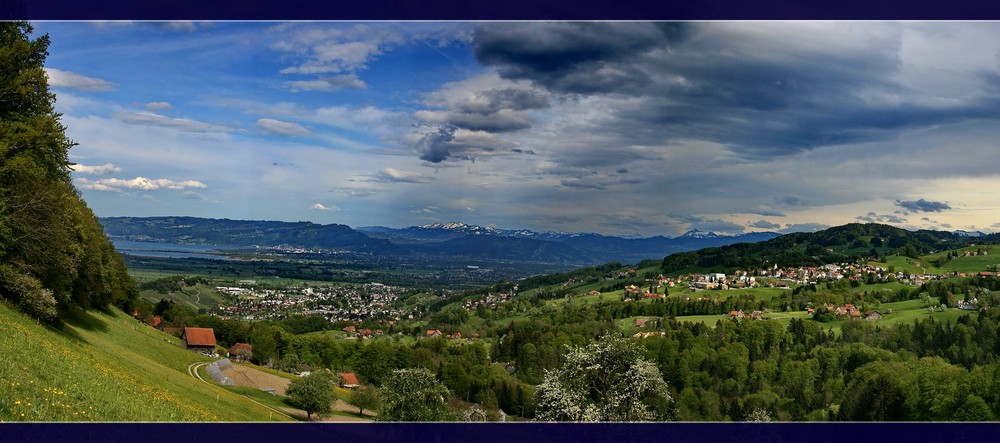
[[285, 371, 336, 419], [138, 275, 209, 293], [350, 387, 382, 415], [660, 223, 981, 275], [0, 264, 57, 321], [0, 22, 137, 321], [378, 368, 452, 421]]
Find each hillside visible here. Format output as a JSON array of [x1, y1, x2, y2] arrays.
[[0, 301, 289, 421], [101, 216, 391, 251], [660, 223, 988, 274]]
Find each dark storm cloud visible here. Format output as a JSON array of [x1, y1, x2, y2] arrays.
[[750, 220, 781, 230], [775, 195, 811, 207], [894, 199, 952, 213], [473, 22, 687, 95], [413, 126, 458, 163], [560, 179, 606, 190], [415, 110, 533, 132], [747, 205, 786, 217], [470, 22, 1000, 160]]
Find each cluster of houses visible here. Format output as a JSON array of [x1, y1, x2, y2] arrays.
[[341, 325, 386, 339], [214, 281, 413, 323], [462, 287, 518, 311], [806, 303, 884, 321], [623, 285, 667, 300], [425, 329, 479, 341]]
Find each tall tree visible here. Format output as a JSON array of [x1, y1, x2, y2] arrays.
[[0, 22, 137, 321], [285, 371, 336, 420], [378, 368, 451, 421], [534, 333, 673, 421]]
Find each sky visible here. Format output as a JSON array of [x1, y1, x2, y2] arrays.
[[32, 21, 1000, 237]]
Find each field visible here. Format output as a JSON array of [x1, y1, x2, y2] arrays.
[[665, 297, 973, 334], [0, 302, 290, 421], [139, 283, 230, 312]]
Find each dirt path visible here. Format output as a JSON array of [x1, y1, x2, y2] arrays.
[[222, 364, 292, 396], [216, 364, 373, 421], [278, 405, 372, 422]]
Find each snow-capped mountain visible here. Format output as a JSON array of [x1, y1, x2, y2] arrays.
[[355, 221, 780, 264], [677, 228, 722, 239]]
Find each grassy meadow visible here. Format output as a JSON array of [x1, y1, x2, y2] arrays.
[[0, 302, 290, 422]]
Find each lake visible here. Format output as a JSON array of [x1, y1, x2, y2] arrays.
[[110, 240, 238, 260]]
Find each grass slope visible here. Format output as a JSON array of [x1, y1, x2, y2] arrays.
[[0, 302, 290, 422]]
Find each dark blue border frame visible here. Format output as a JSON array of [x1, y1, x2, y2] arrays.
[[6, 0, 1000, 442], [6, 0, 1000, 20], [4, 422, 1000, 443]]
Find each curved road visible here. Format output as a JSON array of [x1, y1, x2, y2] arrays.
[[186, 362, 295, 420]]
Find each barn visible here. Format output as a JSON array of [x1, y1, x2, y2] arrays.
[[181, 327, 217, 355]]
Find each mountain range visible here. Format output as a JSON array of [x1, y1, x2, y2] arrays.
[[100, 217, 781, 266]]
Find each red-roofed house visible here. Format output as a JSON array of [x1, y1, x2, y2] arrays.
[[228, 343, 253, 362], [426, 329, 442, 337], [148, 316, 163, 330], [338, 372, 360, 389], [181, 327, 217, 354]]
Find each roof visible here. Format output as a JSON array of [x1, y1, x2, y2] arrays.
[[150, 316, 162, 328], [229, 343, 252, 353], [338, 373, 360, 386], [182, 327, 217, 347]]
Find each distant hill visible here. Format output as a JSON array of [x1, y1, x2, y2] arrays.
[[660, 223, 994, 274], [101, 216, 393, 252], [102, 217, 779, 266], [359, 222, 781, 264], [103, 217, 786, 266]]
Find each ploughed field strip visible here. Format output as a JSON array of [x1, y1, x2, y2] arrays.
[[222, 365, 291, 396]]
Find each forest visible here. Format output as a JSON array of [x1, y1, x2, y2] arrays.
[[0, 22, 137, 323]]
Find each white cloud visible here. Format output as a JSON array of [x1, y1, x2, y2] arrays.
[[256, 118, 311, 137], [145, 101, 173, 111], [311, 203, 339, 211], [273, 24, 405, 74], [70, 163, 122, 175], [75, 176, 207, 192], [44, 68, 114, 92], [286, 74, 367, 92], [113, 111, 230, 133], [377, 168, 433, 183]]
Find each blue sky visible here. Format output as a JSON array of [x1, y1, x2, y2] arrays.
[[34, 21, 1000, 236]]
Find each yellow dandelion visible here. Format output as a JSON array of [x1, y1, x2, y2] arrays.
[[15, 400, 20, 405]]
